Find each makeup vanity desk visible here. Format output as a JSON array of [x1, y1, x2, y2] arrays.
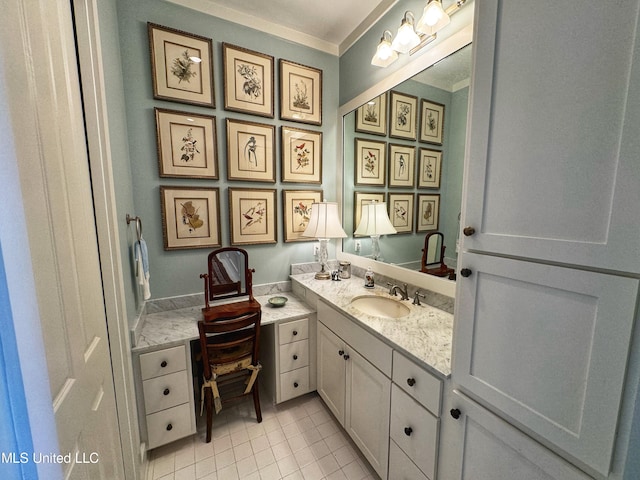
[[131, 293, 315, 450]]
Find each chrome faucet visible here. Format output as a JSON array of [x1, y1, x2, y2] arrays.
[[387, 282, 409, 300], [413, 290, 426, 306]]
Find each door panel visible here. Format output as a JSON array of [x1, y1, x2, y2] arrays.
[[317, 322, 346, 424]]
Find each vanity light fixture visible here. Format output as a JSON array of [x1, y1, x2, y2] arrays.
[[354, 201, 397, 262], [371, 0, 468, 68], [302, 202, 347, 280]]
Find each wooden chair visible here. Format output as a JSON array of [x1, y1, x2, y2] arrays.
[[197, 299, 262, 443]]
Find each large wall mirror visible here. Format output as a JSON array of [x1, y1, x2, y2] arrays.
[[337, 25, 473, 298]]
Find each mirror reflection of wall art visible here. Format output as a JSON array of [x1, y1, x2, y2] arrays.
[[389, 90, 417, 140], [148, 23, 215, 108], [388, 143, 416, 188], [155, 108, 218, 179], [281, 126, 322, 184], [280, 59, 322, 126], [388, 193, 415, 234], [418, 148, 442, 188], [282, 189, 323, 242], [353, 191, 385, 235], [417, 194, 440, 232], [420, 99, 445, 145], [355, 138, 387, 186], [229, 188, 277, 245], [355, 93, 387, 136], [226, 119, 275, 182], [160, 186, 220, 250], [223, 43, 274, 118]]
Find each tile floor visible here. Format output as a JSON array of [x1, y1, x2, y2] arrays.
[[146, 392, 379, 480]]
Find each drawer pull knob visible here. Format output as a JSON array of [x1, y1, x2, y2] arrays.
[[463, 226, 476, 236], [460, 268, 472, 278], [293, 330, 298, 336], [343, 354, 350, 360], [294, 382, 299, 388], [404, 427, 413, 436], [407, 378, 416, 387], [166, 423, 173, 431], [338, 350, 344, 356], [293, 354, 298, 360], [163, 388, 170, 396], [450, 408, 461, 420], [160, 361, 167, 368]]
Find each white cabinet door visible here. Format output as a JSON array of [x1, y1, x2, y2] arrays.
[[449, 390, 593, 480], [461, 0, 640, 274], [317, 322, 346, 424], [345, 348, 391, 479], [454, 252, 639, 477]]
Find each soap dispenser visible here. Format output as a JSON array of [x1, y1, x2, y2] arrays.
[[364, 267, 375, 288]]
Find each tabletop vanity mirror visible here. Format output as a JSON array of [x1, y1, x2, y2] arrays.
[[200, 247, 255, 307], [337, 24, 473, 298]]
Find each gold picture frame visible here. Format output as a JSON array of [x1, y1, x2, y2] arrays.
[[282, 189, 323, 242], [155, 108, 218, 179], [160, 186, 221, 250], [279, 59, 322, 125], [420, 99, 445, 145], [417, 194, 440, 232], [389, 90, 418, 140], [388, 143, 416, 188], [229, 188, 277, 245], [355, 93, 387, 136], [148, 23, 215, 107], [418, 148, 442, 188], [223, 43, 274, 118], [388, 192, 415, 234], [355, 138, 387, 186], [281, 126, 322, 184], [226, 119, 275, 182]]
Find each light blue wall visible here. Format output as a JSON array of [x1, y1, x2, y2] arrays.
[[115, 0, 339, 303]]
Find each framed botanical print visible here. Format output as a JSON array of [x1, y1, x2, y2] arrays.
[[353, 191, 385, 235], [155, 108, 218, 179], [355, 93, 387, 136], [148, 23, 215, 107], [389, 90, 418, 140], [281, 126, 322, 184], [388, 143, 416, 188], [418, 148, 442, 188], [159, 186, 220, 250], [229, 188, 277, 245], [280, 59, 322, 125], [420, 99, 445, 145], [223, 43, 274, 118], [226, 119, 275, 182], [388, 193, 415, 234], [282, 190, 323, 242], [354, 138, 386, 186], [417, 194, 440, 232]]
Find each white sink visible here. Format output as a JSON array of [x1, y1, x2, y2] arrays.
[[350, 295, 410, 319]]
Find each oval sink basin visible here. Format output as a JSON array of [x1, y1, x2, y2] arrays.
[[350, 295, 410, 319]]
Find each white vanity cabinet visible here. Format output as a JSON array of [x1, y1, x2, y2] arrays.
[[317, 300, 392, 479], [454, 0, 640, 478], [135, 344, 196, 450]]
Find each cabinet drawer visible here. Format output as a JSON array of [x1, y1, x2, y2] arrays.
[[278, 318, 309, 345], [146, 402, 193, 450], [393, 351, 442, 416], [279, 340, 309, 373], [280, 367, 310, 402], [140, 345, 186, 380], [389, 440, 430, 480], [142, 370, 190, 415], [391, 385, 438, 480]]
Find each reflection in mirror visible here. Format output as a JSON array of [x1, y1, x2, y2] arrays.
[[342, 44, 472, 280], [420, 232, 455, 280], [201, 247, 254, 307]]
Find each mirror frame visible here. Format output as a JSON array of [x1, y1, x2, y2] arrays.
[[336, 24, 473, 298]]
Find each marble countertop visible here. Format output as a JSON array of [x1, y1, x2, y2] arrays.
[[133, 293, 314, 352], [291, 273, 453, 377]]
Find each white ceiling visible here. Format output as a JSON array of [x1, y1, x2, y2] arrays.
[[167, 0, 399, 55]]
